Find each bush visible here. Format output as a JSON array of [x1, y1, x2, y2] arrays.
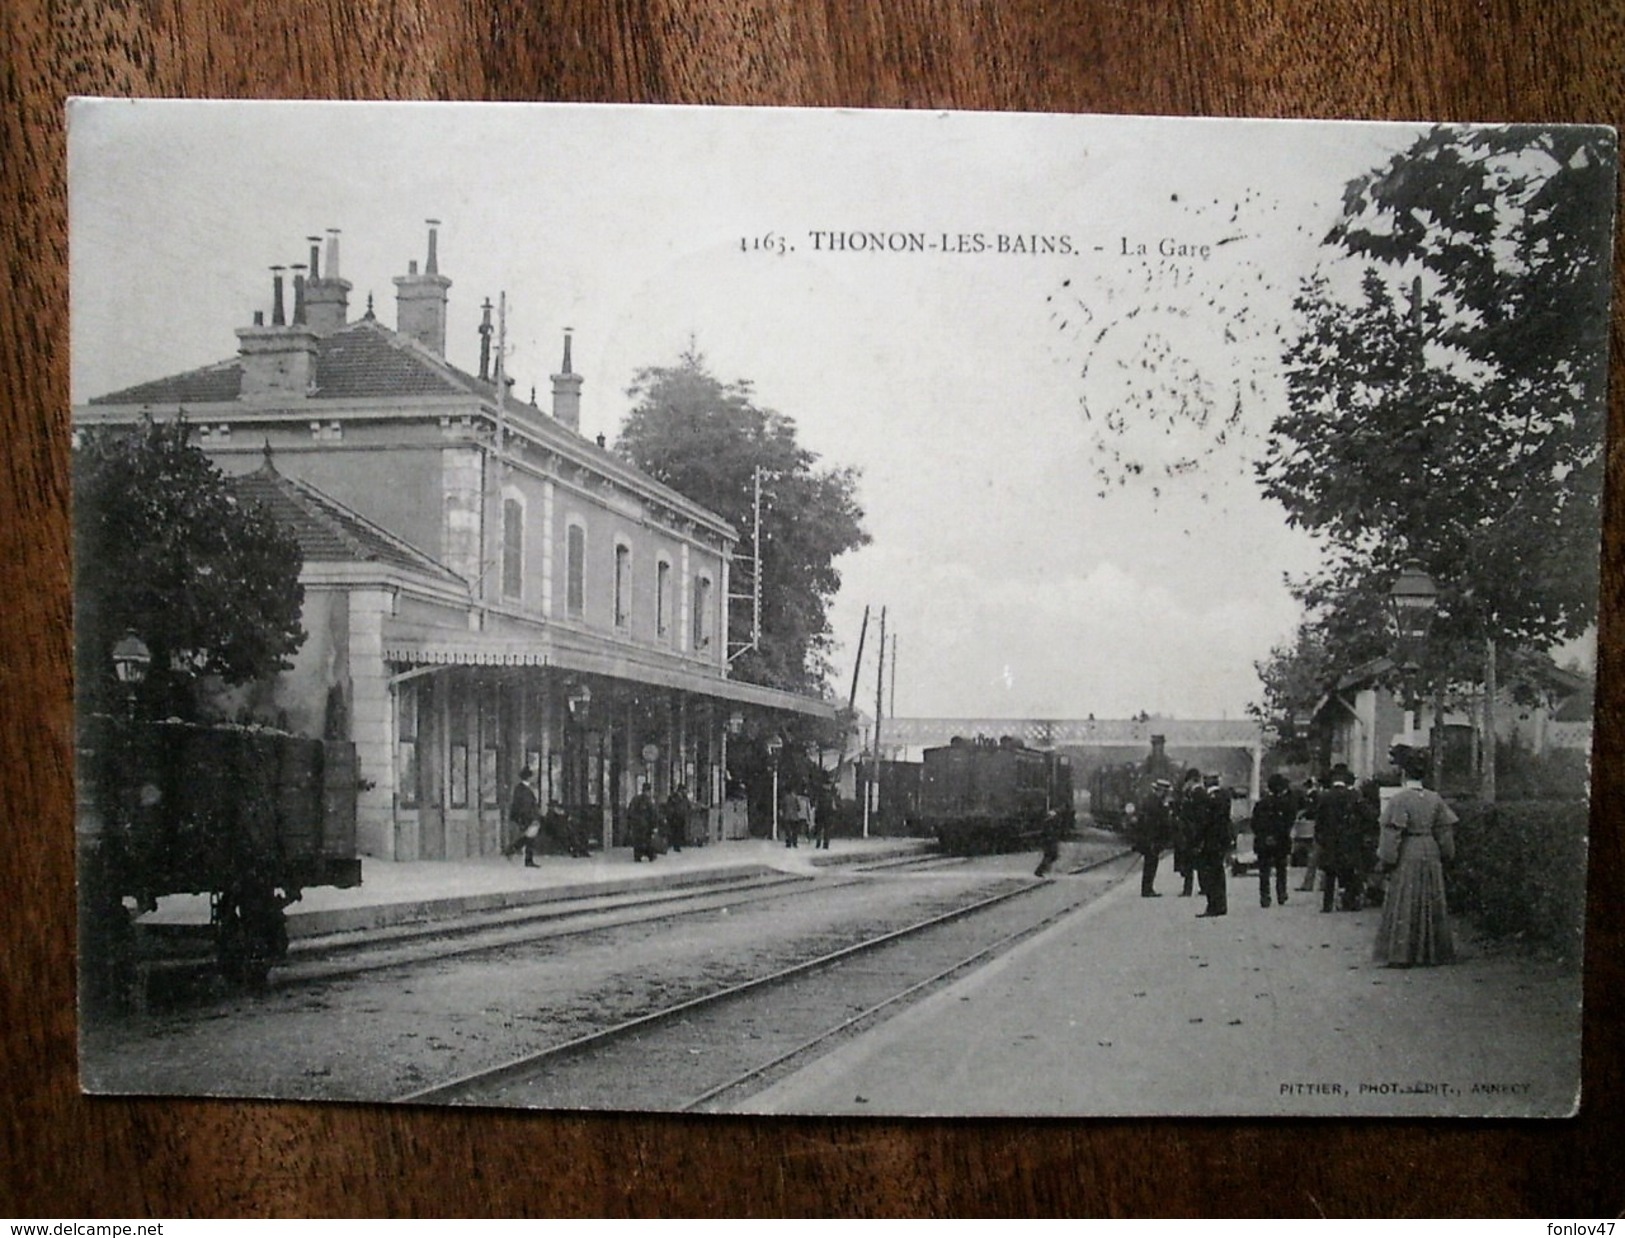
[[1447, 798, 1588, 962]]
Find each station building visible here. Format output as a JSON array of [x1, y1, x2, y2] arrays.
[[76, 224, 836, 860]]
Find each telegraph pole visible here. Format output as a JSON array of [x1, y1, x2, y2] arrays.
[[869, 606, 886, 838]]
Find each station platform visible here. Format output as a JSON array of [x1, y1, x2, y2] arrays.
[[739, 863, 1583, 1119], [134, 836, 936, 941]]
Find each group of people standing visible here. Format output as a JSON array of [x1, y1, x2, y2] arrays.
[[505, 770, 699, 866], [779, 788, 828, 849], [627, 782, 695, 861], [1129, 770, 1236, 916], [1126, 751, 1458, 966], [502, 766, 590, 866]]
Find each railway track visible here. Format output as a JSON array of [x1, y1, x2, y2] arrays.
[[139, 865, 872, 1002], [395, 845, 1135, 1109], [138, 849, 979, 1006]]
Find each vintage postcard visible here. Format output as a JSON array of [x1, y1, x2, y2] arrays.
[[70, 101, 1611, 1116]]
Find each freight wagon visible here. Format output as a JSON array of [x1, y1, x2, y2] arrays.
[[77, 715, 362, 999], [919, 735, 1075, 855]]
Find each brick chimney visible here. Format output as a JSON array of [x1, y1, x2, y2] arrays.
[[393, 219, 451, 357], [236, 266, 318, 402], [551, 328, 583, 432], [305, 229, 352, 334]]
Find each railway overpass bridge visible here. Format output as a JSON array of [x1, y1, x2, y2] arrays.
[[880, 716, 1267, 799]]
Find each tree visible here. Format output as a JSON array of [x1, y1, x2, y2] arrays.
[[616, 349, 871, 696], [1257, 125, 1612, 674], [74, 416, 307, 720], [1249, 621, 1339, 763]]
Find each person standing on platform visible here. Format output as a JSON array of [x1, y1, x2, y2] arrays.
[[629, 782, 660, 862], [504, 767, 542, 867], [1134, 779, 1174, 896], [1316, 765, 1365, 912], [781, 788, 806, 848], [1172, 769, 1206, 897], [1194, 774, 1232, 918], [1374, 749, 1459, 966], [664, 783, 690, 853], [1296, 776, 1323, 893], [1251, 773, 1295, 908]]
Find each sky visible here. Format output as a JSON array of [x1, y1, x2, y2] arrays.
[[70, 101, 1437, 720]]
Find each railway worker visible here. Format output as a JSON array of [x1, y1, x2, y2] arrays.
[[629, 782, 660, 862], [1251, 773, 1296, 908], [1172, 768, 1206, 897], [664, 783, 691, 853], [1194, 774, 1232, 918], [505, 767, 542, 867], [1033, 809, 1063, 877], [1134, 778, 1174, 897]]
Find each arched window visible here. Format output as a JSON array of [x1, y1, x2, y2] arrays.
[[501, 497, 524, 599], [614, 542, 632, 629], [566, 523, 586, 618]]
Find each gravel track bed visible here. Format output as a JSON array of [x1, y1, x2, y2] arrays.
[[82, 859, 1093, 1103]]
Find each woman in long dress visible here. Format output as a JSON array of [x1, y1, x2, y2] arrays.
[[1373, 771, 1459, 966]]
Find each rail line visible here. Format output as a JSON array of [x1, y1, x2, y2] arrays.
[[394, 846, 1134, 1107]]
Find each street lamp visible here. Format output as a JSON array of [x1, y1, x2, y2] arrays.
[[110, 631, 150, 718], [766, 734, 783, 841], [1386, 563, 1438, 677], [565, 681, 592, 722], [1387, 563, 1438, 765]]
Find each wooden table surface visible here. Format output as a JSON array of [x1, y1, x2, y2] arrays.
[[4, 0, 1622, 1218]]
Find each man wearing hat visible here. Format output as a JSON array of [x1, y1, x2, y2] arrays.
[[1251, 773, 1296, 908], [1194, 773, 1233, 917], [1134, 778, 1174, 896], [505, 766, 542, 867], [1315, 764, 1366, 912]]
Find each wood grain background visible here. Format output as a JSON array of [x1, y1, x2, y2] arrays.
[[4, 0, 1622, 1217]]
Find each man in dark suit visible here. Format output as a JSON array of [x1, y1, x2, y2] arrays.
[[1172, 768, 1206, 897], [663, 783, 691, 853], [1135, 779, 1174, 896], [1251, 773, 1296, 908], [629, 782, 660, 862], [505, 767, 541, 867], [1315, 764, 1365, 911], [1194, 774, 1232, 918]]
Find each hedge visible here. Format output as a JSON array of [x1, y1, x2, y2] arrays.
[[1446, 798, 1588, 963]]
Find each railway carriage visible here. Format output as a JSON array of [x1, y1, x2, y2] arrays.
[[920, 736, 1075, 855]]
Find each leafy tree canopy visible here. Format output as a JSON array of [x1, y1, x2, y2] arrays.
[[1257, 126, 1613, 675], [616, 349, 870, 697], [75, 416, 306, 720]]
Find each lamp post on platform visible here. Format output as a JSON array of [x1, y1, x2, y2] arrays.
[[1387, 563, 1439, 775], [111, 631, 151, 719], [766, 734, 783, 842]]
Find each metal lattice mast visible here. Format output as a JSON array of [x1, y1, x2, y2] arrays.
[[727, 466, 763, 663]]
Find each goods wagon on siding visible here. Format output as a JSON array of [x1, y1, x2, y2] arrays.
[[77, 715, 362, 997]]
